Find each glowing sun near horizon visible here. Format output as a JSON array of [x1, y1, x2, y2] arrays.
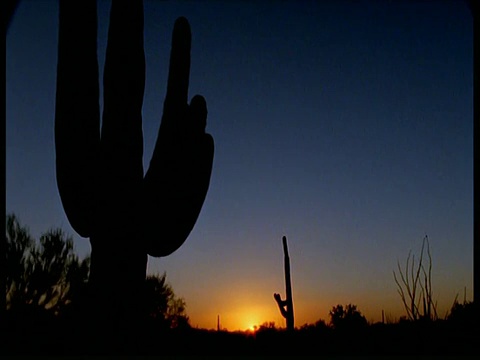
[[240, 312, 262, 332]]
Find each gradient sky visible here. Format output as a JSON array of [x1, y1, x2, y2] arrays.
[[6, 0, 473, 331]]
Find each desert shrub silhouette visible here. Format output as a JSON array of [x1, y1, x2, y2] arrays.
[[54, 0, 213, 346], [144, 273, 190, 330], [5, 214, 192, 354], [393, 235, 438, 321], [298, 319, 330, 334], [5, 214, 90, 354], [329, 304, 368, 331], [256, 321, 278, 335], [447, 299, 475, 328], [5, 213, 90, 316]]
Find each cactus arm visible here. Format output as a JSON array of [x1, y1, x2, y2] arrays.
[[142, 17, 214, 257], [97, 0, 145, 239], [100, 0, 145, 171], [142, 135, 214, 257], [55, 0, 100, 238], [274, 293, 289, 319], [163, 17, 191, 118]]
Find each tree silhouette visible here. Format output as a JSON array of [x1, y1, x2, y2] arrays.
[[6, 214, 191, 354], [329, 304, 367, 331], [54, 0, 214, 344], [6, 213, 34, 309], [5, 214, 90, 316], [144, 273, 190, 330]]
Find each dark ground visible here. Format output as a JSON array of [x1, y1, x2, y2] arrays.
[[2, 311, 477, 356]]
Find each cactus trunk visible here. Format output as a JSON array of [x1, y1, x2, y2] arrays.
[[274, 236, 294, 332]]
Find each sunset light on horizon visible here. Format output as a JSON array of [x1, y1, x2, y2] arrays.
[[7, 0, 473, 334]]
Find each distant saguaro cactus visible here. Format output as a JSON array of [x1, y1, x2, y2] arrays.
[[274, 236, 294, 332], [54, 0, 214, 341]]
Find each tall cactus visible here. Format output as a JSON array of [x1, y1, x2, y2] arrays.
[[274, 236, 294, 332], [54, 0, 214, 342]]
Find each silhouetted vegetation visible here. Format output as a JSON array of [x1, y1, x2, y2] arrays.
[[5, 216, 476, 355], [6, 213, 90, 316], [274, 236, 295, 332], [298, 319, 330, 333], [393, 235, 438, 321], [5, 214, 191, 355], [328, 303, 368, 331], [447, 298, 475, 328], [54, 0, 214, 344], [144, 272, 190, 330]]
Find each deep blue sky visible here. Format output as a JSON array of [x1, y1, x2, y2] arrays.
[[7, 0, 473, 330]]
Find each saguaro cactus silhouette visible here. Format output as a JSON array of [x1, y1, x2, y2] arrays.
[[274, 236, 294, 332], [54, 0, 214, 338]]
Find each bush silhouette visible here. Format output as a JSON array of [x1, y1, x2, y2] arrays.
[[298, 319, 330, 336], [144, 273, 190, 330], [5, 214, 194, 354], [329, 304, 368, 331], [447, 300, 475, 327], [5, 213, 89, 315]]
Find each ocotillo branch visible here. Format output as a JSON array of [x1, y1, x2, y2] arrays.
[[274, 235, 294, 331]]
